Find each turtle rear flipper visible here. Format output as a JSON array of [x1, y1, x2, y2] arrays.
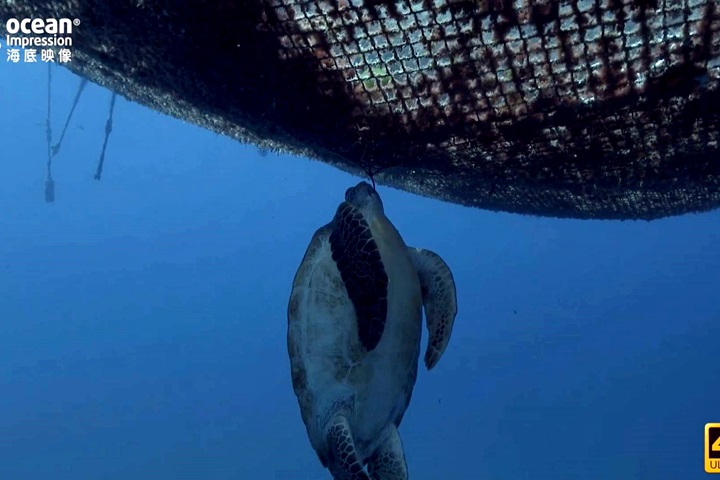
[[407, 247, 458, 370], [325, 415, 371, 480], [367, 425, 408, 480]]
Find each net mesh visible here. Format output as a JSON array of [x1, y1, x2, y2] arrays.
[[3, 0, 719, 218]]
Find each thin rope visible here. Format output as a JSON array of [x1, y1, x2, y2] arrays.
[[44, 63, 55, 203], [51, 77, 87, 157], [94, 93, 117, 180]]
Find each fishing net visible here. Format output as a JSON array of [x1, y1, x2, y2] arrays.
[[3, 0, 719, 218]]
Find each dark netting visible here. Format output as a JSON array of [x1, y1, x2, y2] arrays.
[[3, 0, 719, 219]]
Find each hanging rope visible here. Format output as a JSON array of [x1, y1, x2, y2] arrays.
[[94, 92, 117, 180], [51, 77, 87, 157], [42, 69, 119, 197], [44, 63, 55, 203]]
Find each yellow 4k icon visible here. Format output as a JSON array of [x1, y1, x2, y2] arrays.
[[706, 423, 720, 474]]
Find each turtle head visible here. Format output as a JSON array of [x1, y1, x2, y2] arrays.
[[345, 181, 384, 221]]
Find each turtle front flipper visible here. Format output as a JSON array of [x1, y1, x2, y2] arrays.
[[324, 415, 371, 480], [407, 247, 458, 370], [367, 425, 408, 480], [329, 201, 389, 352]]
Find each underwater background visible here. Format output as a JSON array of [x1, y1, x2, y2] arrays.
[[1, 61, 719, 480]]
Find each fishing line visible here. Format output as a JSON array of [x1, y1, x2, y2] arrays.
[[339, 141, 379, 190]]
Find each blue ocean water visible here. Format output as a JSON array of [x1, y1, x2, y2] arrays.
[[1, 62, 718, 480]]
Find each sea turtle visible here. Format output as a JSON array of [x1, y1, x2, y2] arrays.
[[287, 181, 458, 480]]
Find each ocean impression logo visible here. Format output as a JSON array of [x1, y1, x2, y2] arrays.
[[5, 18, 77, 46]]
